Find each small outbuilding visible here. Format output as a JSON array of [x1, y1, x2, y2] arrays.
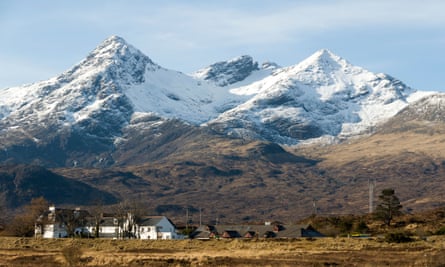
[[190, 223, 324, 239]]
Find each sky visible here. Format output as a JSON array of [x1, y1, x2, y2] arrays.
[[0, 0, 444, 91]]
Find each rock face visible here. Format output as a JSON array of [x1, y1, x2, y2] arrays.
[[0, 36, 437, 166], [192, 55, 260, 86]]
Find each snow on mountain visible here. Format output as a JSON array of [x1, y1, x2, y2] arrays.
[[192, 55, 279, 88], [0, 35, 240, 146], [394, 93, 445, 122], [207, 49, 427, 144], [0, 36, 438, 153]]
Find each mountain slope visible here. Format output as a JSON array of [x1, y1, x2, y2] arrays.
[[0, 164, 117, 208], [381, 93, 445, 132], [60, 93, 445, 220], [294, 93, 445, 215]]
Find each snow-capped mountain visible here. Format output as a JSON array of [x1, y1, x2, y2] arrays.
[[0, 35, 438, 166], [0, 36, 240, 166], [0, 36, 238, 129], [206, 49, 431, 144]]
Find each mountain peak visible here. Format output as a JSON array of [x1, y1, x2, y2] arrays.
[[313, 48, 337, 58], [103, 35, 127, 45], [312, 49, 342, 61], [193, 55, 260, 86], [63, 35, 156, 86], [228, 55, 255, 64], [88, 35, 143, 62], [298, 49, 349, 71]]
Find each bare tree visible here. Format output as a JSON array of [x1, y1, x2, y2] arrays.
[[125, 198, 146, 239], [115, 201, 129, 239], [30, 197, 50, 219], [89, 198, 104, 238], [57, 208, 88, 237], [9, 197, 49, 237], [114, 198, 146, 239]]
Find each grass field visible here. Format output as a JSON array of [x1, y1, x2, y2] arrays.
[[0, 236, 444, 266]]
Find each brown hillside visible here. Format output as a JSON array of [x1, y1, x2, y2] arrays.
[[297, 119, 445, 214], [52, 122, 445, 224], [55, 139, 324, 223]]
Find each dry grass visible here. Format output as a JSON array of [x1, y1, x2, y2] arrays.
[[297, 132, 445, 166], [0, 236, 444, 266]]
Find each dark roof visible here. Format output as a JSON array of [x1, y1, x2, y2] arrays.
[[40, 208, 89, 224], [83, 215, 176, 228], [189, 225, 217, 239], [83, 215, 119, 227], [191, 224, 324, 239], [100, 217, 119, 227], [244, 231, 257, 238], [136, 216, 176, 227], [222, 230, 242, 238]]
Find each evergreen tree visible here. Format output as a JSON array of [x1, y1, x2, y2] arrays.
[[374, 188, 402, 226]]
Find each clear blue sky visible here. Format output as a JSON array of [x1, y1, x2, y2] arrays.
[[0, 0, 444, 91]]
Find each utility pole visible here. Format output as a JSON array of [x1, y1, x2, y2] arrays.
[[312, 198, 317, 215], [185, 208, 189, 232], [369, 178, 376, 213], [199, 208, 202, 226]]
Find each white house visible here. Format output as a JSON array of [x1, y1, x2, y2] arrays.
[[35, 206, 89, 238], [86, 214, 181, 239], [85, 215, 122, 239], [36, 206, 181, 240], [133, 216, 180, 240]]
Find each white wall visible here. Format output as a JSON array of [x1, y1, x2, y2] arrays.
[[42, 224, 68, 238]]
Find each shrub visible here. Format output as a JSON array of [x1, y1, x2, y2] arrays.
[[435, 226, 445, 235], [62, 244, 82, 267], [354, 221, 369, 233], [427, 252, 445, 267], [384, 232, 413, 243]]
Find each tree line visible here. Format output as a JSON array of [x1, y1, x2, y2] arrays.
[[0, 188, 404, 237]]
